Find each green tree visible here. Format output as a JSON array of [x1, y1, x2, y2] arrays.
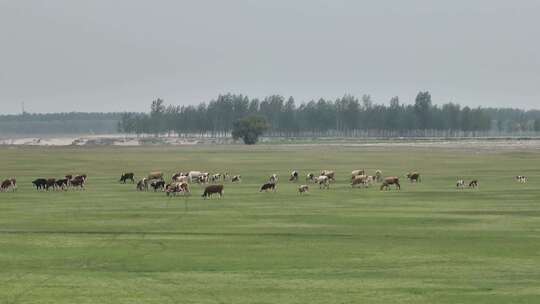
[[414, 91, 433, 129], [534, 119, 540, 132], [232, 116, 269, 145]]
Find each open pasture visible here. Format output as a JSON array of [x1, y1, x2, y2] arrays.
[[0, 145, 539, 303]]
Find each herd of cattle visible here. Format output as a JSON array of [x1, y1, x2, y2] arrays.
[[0, 171, 530, 198]]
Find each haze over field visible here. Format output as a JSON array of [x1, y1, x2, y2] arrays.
[[1, 0, 539, 113]]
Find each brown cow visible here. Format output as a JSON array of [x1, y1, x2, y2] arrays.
[[202, 184, 224, 199], [380, 177, 400, 191], [148, 171, 163, 180], [0, 178, 16, 192], [321, 170, 335, 181], [351, 175, 367, 187], [166, 182, 190, 196], [351, 169, 365, 179]]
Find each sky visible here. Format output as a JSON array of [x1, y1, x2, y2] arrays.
[[1, 0, 539, 114]]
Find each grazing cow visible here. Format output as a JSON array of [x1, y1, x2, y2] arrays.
[[469, 180, 479, 188], [211, 173, 221, 183], [136, 178, 148, 191], [32, 178, 47, 190], [380, 177, 400, 191], [0, 178, 15, 192], [365, 175, 375, 186], [406, 172, 421, 182], [46, 178, 57, 191], [260, 182, 276, 192], [456, 179, 465, 189], [269, 174, 278, 183], [351, 169, 365, 179], [166, 182, 190, 196], [188, 171, 202, 183], [375, 170, 383, 182], [321, 170, 335, 181], [174, 175, 189, 183], [202, 184, 224, 199], [231, 175, 241, 183], [351, 175, 367, 188], [515, 175, 528, 183], [306, 173, 315, 182], [148, 172, 163, 180], [172, 172, 187, 181], [55, 179, 69, 190], [70, 175, 86, 190], [119, 172, 135, 183], [289, 171, 299, 182], [315, 175, 330, 189], [150, 179, 165, 192], [298, 184, 309, 194]]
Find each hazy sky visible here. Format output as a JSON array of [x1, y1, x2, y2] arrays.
[[1, 0, 539, 113]]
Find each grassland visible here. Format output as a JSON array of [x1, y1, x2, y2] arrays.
[[0, 144, 539, 303]]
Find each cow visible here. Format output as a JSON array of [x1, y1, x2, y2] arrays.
[[150, 179, 165, 192], [148, 172, 163, 180], [380, 177, 400, 191], [46, 178, 57, 191], [172, 172, 187, 181], [515, 176, 528, 183], [365, 175, 375, 186], [456, 179, 465, 189], [315, 175, 330, 189], [289, 171, 299, 182], [406, 172, 421, 182], [211, 173, 222, 183], [70, 176, 86, 190], [469, 180, 479, 188], [351, 169, 365, 179], [136, 178, 148, 191], [166, 182, 190, 196], [231, 175, 241, 183], [202, 184, 224, 199], [298, 184, 309, 194], [188, 171, 202, 183], [55, 179, 69, 190], [173, 175, 189, 183], [321, 170, 335, 182], [32, 178, 47, 190], [375, 170, 383, 182], [306, 173, 315, 182], [0, 178, 16, 192], [269, 174, 278, 183], [119, 172, 135, 183], [351, 175, 367, 188], [260, 182, 276, 192]]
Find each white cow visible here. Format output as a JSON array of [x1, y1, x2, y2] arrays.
[[315, 175, 330, 189]]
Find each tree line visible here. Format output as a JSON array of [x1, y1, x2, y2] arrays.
[[118, 92, 540, 137]]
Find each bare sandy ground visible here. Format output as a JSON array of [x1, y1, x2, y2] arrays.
[[1, 135, 540, 152]]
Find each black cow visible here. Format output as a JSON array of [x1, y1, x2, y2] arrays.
[[32, 178, 47, 190], [150, 179, 165, 192], [119, 172, 135, 183], [46, 178, 57, 191], [55, 179, 69, 190], [260, 182, 276, 192]]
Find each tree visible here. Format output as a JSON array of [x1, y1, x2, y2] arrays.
[[232, 116, 269, 145], [414, 91, 433, 129], [535, 119, 540, 132]]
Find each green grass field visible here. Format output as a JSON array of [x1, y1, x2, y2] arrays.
[[1, 145, 539, 303]]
